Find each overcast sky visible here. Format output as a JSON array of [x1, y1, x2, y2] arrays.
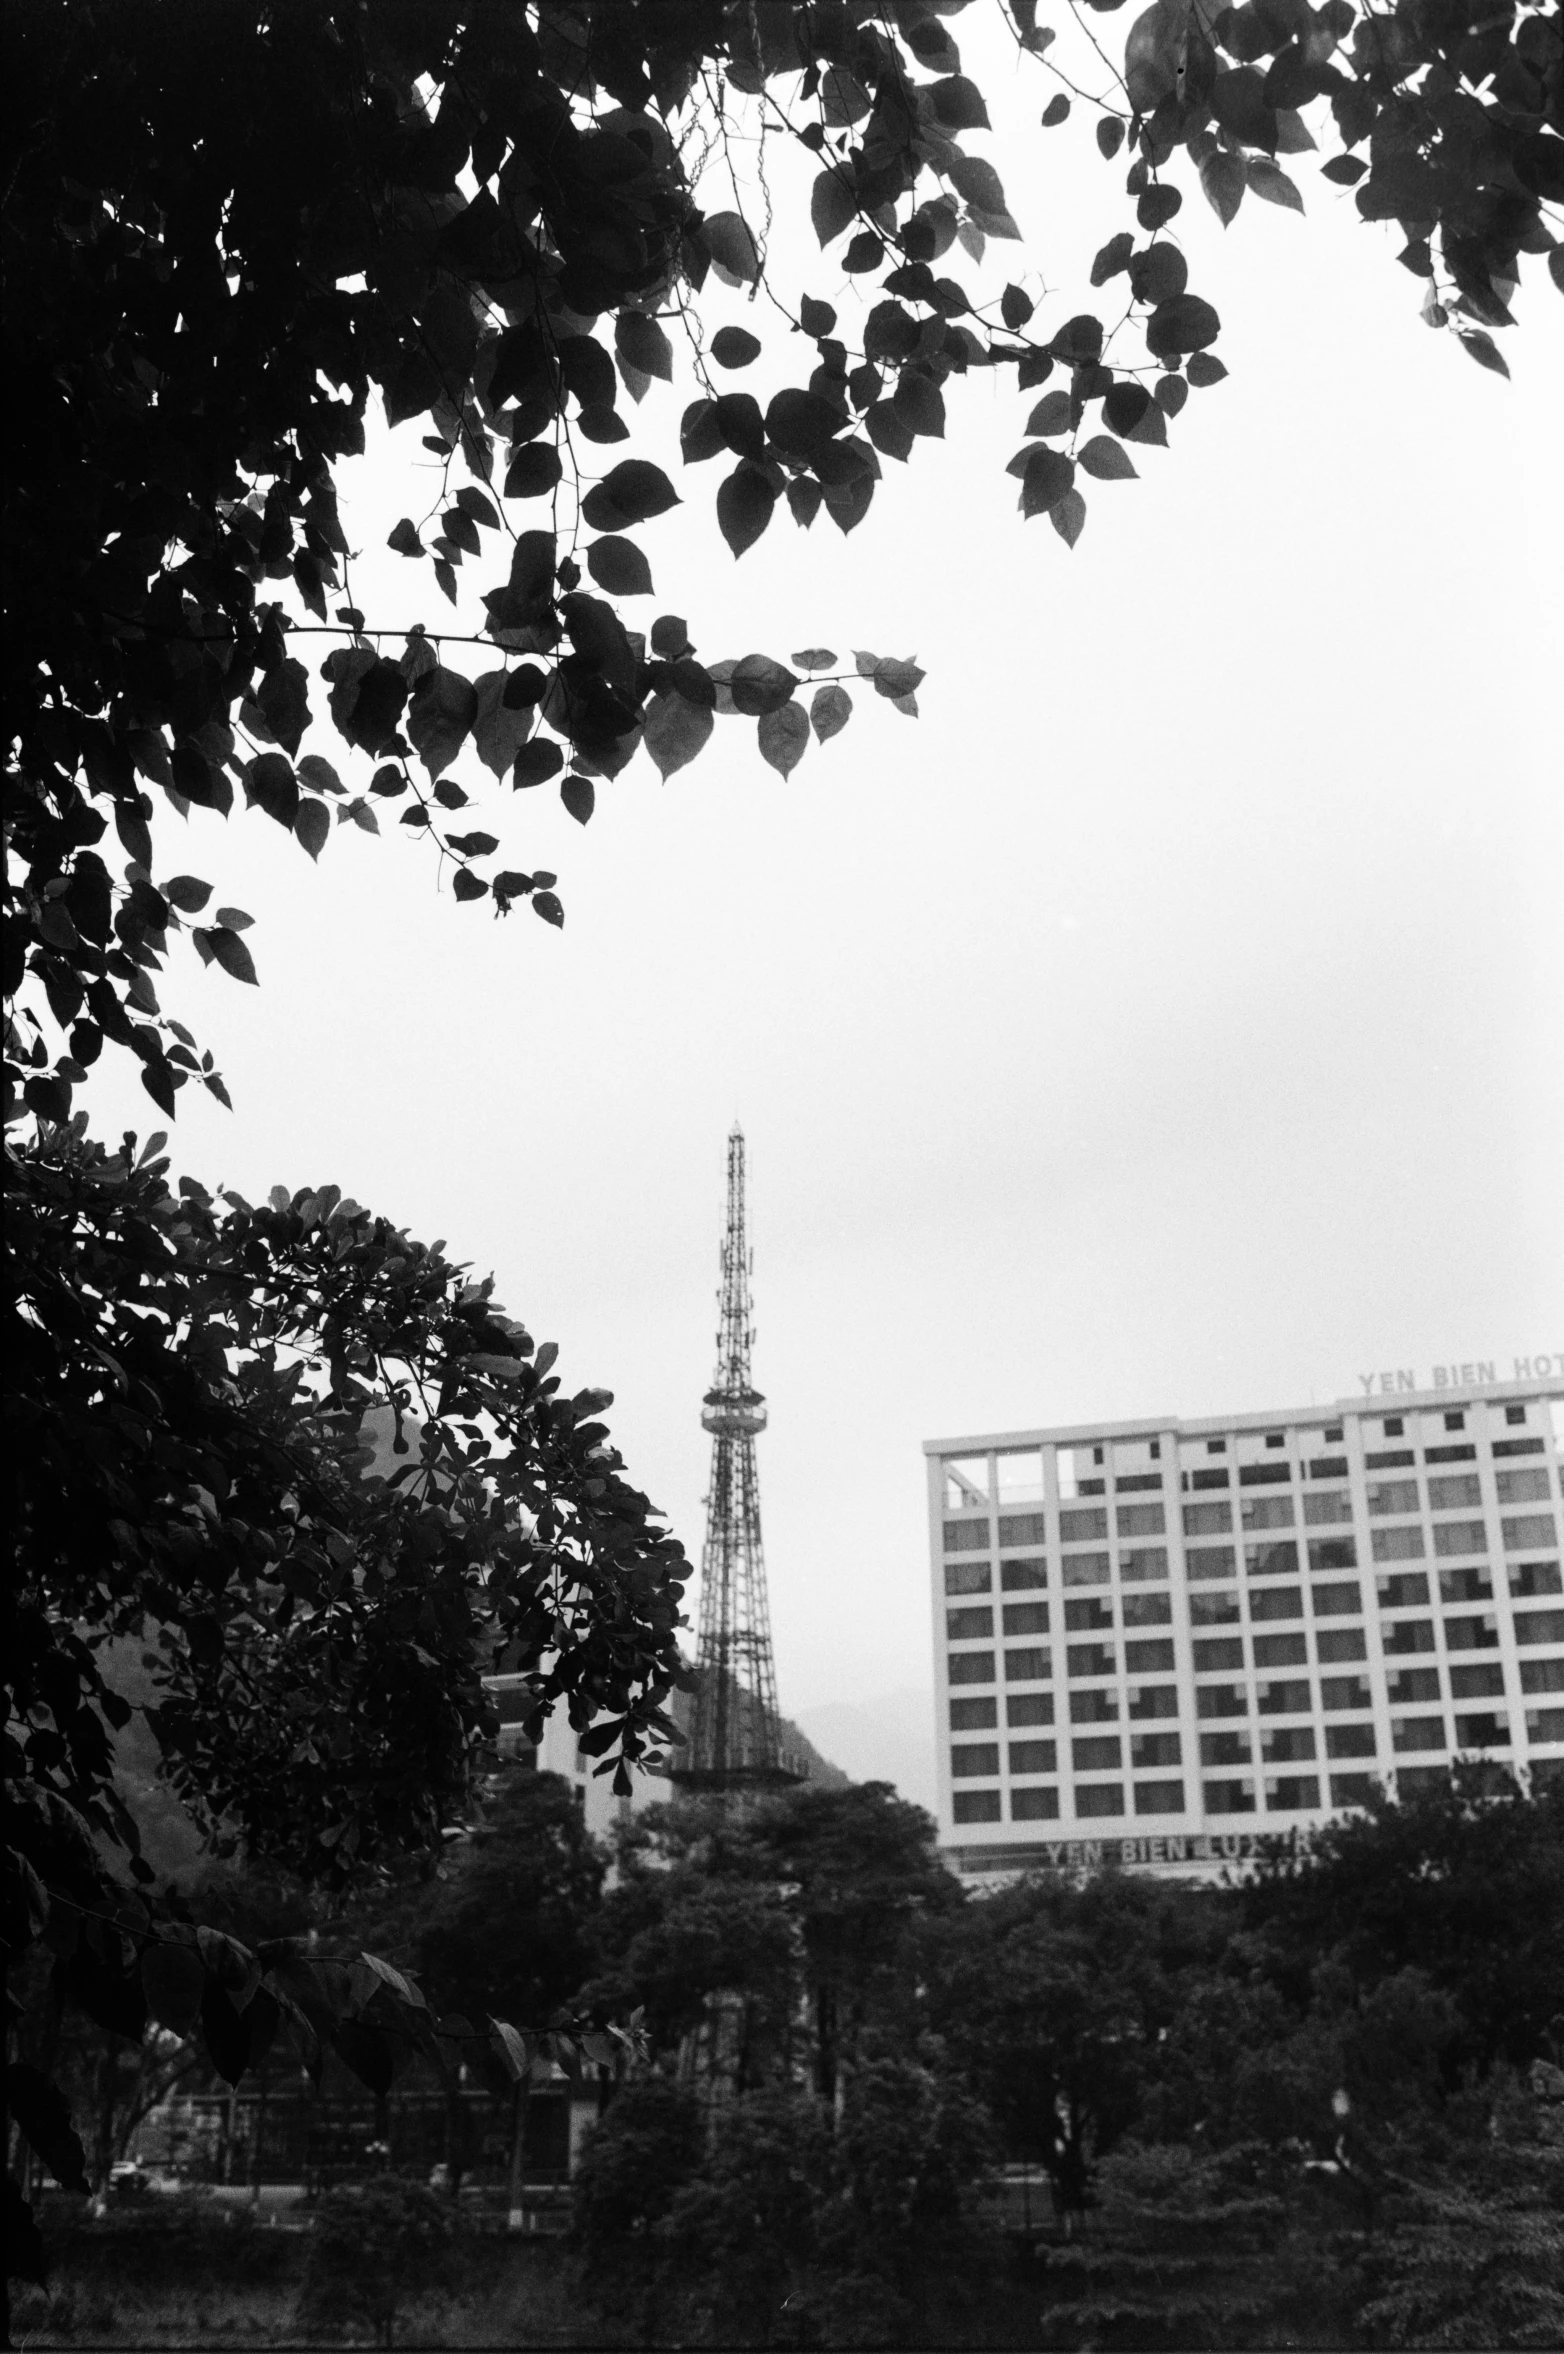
[[81, 16, 1563, 1751]]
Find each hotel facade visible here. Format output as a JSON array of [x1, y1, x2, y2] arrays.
[[925, 1373, 1564, 1879]]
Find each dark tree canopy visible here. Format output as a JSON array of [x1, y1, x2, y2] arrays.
[[5, 0, 1558, 1129]]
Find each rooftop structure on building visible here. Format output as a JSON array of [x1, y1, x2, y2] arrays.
[[925, 1369, 1564, 1882]]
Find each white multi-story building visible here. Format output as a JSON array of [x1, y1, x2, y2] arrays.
[[925, 1373, 1564, 1881]]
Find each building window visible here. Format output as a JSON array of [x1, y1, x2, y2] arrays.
[[1261, 1725, 1316, 1762], [1525, 1708, 1564, 1744], [1133, 1780, 1185, 1813], [1117, 1474, 1165, 1496], [1064, 1595, 1113, 1633], [1266, 1775, 1320, 1810], [1450, 1661, 1505, 1699], [1010, 1739, 1058, 1776], [1186, 1546, 1238, 1582], [948, 1651, 996, 1686], [1444, 1615, 1501, 1651], [1066, 1643, 1116, 1679], [1496, 1468, 1552, 1506], [1384, 1419, 1405, 1437], [1127, 1684, 1179, 1719], [1189, 1467, 1230, 1492], [1008, 1691, 1056, 1726], [944, 1519, 991, 1552], [1206, 1438, 1227, 1454], [1368, 1479, 1421, 1517], [1308, 1536, 1358, 1571], [942, 1456, 990, 1511], [1392, 1717, 1447, 1753], [1439, 1567, 1493, 1605], [1256, 1678, 1314, 1716], [1325, 1425, 1344, 1442], [1003, 1601, 1050, 1637], [1265, 1432, 1286, 1449], [1516, 1610, 1564, 1646], [1123, 1591, 1172, 1627], [1116, 1502, 1167, 1538], [1254, 1631, 1308, 1669], [1250, 1585, 1304, 1623], [1510, 1561, 1563, 1600], [1196, 1682, 1248, 1718], [1387, 1666, 1441, 1705], [1205, 1780, 1256, 1814], [1384, 1619, 1441, 1657], [1070, 1686, 1120, 1724], [1075, 1784, 1125, 1817], [1246, 1541, 1300, 1579], [1131, 1731, 1182, 1768], [1493, 1437, 1546, 1460], [1194, 1635, 1244, 1671], [998, 1512, 1049, 1548], [1326, 1723, 1378, 1760], [947, 1607, 994, 1641], [1505, 1406, 1528, 1425], [1062, 1552, 1111, 1587], [1377, 1571, 1431, 1610], [1238, 1462, 1292, 1488], [1060, 1507, 1109, 1543], [1011, 1785, 1059, 1820], [1519, 1657, 1564, 1695], [1372, 1526, 1427, 1564], [1321, 1674, 1373, 1711], [952, 1789, 1001, 1824], [1125, 1638, 1177, 1673], [1120, 1547, 1170, 1583], [1311, 1582, 1363, 1618], [1329, 1773, 1378, 1806], [1001, 1557, 1047, 1590], [1504, 1514, 1559, 1553], [950, 1696, 997, 1731], [1366, 1448, 1416, 1470], [1317, 1626, 1369, 1664], [1200, 1729, 1250, 1766], [1444, 1412, 1466, 1432], [1397, 1764, 1450, 1797], [1242, 1495, 1295, 1531], [951, 1743, 1000, 1777], [1425, 1443, 1477, 1465], [1433, 1520, 1489, 1559], [1072, 1735, 1122, 1773], [1303, 1491, 1353, 1526], [1454, 1710, 1510, 1749], [1428, 1473, 1484, 1511], [1183, 1501, 1234, 1537], [1005, 1645, 1053, 1682], [944, 1560, 992, 1596], [996, 1449, 1046, 1503]]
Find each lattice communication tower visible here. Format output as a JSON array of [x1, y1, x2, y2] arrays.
[[672, 1125, 799, 1794]]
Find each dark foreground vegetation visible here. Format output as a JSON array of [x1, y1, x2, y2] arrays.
[[11, 1768, 1564, 2350]]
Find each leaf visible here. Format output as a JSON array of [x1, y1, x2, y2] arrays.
[[1129, 244, 1189, 305], [490, 2020, 529, 2081], [810, 169, 858, 248], [1186, 352, 1228, 387], [1097, 117, 1126, 159], [947, 155, 1019, 238], [513, 739, 565, 788], [1200, 149, 1248, 227], [1247, 157, 1304, 212], [244, 752, 299, 829], [201, 1975, 252, 2086], [142, 1940, 206, 2032], [711, 326, 761, 369], [333, 2020, 392, 2098], [870, 656, 924, 699], [1077, 435, 1138, 481], [792, 649, 838, 672], [388, 516, 423, 555], [504, 444, 563, 499], [586, 536, 654, 596], [716, 462, 777, 558], [1001, 282, 1035, 329], [810, 683, 852, 742], [451, 868, 489, 901], [6, 2064, 90, 2193], [257, 658, 310, 756], [757, 702, 809, 776], [195, 922, 255, 984], [701, 210, 761, 285], [1051, 488, 1088, 547], [821, 65, 873, 125], [1042, 95, 1070, 127], [472, 672, 535, 778], [581, 460, 680, 531], [298, 753, 344, 795], [1457, 329, 1510, 378], [1019, 448, 1076, 517], [294, 798, 330, 860], [1322, 154, 1368, 186], [1145, 294, 1222, 359], [214, 905, 253, 931], [643, 691, 714, 779], [729, 655, 800, 716], [1138, 184, 1182, 231], [651, 615, 690, 659], [161, 875, 212, 913], [1026, 390, 1074, 437], [408, 667, 480, 779], [561, 775, 596, 824], [615, 311, 673, 382], [532, 891, 564, 928], [1090, 232, 1134, 286], [929, 74, 990, 131], [799, 296, 836, 337], [892, 371, 945, 438]]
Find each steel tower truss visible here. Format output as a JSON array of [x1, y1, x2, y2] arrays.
[[674, 1126, 798, 1793]]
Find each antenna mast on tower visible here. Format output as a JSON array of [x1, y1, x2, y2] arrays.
[[674, 1126, 798, 1794]]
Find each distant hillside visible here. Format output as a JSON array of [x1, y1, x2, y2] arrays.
[[794, 1689, 938, 1817]]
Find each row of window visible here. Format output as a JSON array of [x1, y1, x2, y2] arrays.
[[943, 1494, 1556, 1553], [944, 1574, 1557, 1645], [949, 1774, 1381, 1825], [946, 1714, 1564, 1783], [947, 1657, 1562, 1733], [948, 1609, 1564, 1689], [945, 1547, 1563, 1602]]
